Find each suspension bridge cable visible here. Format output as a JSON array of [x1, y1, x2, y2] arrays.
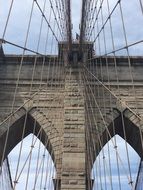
[[1, 0, 36, 174], [0, 0, 68, 189], [83, 67, 137, 189], [1, 0, 143, 189], [23, 1, 49, 188], [80, 0, 143, 188]]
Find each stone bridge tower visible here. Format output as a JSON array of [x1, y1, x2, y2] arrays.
[[0, 42, 143, 190]]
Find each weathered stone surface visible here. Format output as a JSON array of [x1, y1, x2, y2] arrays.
[[61, 67, 86, 189], [0, 54, 143, 189]]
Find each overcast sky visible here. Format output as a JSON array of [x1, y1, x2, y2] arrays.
[[0, 0, 143, 189], [0, 0, 143, 55], [0, 0, 82, 55]]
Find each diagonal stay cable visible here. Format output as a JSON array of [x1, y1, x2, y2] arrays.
[[0, 39, 44, 56], [48, 0, 64, 39], [82, 68, 135, 188], [88, 40, 143, 60], [83, 64, 143, 122], [34, 0, 59, 42]]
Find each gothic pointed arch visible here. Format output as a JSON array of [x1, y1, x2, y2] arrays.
[[91, 134, 141, 190], [89, 110, 143, 190], [92, 110, 143, 164], [101, 112, 143, 158], [0, 107, 61, 169]]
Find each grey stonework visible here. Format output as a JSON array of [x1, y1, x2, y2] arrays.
[[0, 43, 143, 189]]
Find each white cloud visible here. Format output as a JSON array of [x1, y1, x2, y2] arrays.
[[0, 0, 143, 189], [0, 0, 65, 54], [92, 135, 141, 190], [8, 134, 56, 190]]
